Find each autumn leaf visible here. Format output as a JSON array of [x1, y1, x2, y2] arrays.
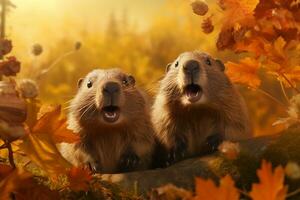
[[25, 98, 41, 129], [19, 105, 80, 176], [28, 105, 79, 143], [249, 160, 287, 200], [0, 164, 13, 180], [219, 0, 259, 29], [234, 37, 268, 56], [193, 175, 239, 200], [67, 167, 92, 191], [20, 131, 72, 176], [226, 57, 261, 88], [0, 167, 59, 200]]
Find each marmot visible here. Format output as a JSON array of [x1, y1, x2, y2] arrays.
[[152, 51, 252, 166], [60, 68, 155, 173]]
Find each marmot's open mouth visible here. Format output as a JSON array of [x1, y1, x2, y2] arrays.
[[184, 84, 202, 103], [102, 106, 120, 123]]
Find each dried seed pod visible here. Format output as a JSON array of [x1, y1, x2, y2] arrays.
[[0, 39, 13, 57], [191, 0, 209, 16], [18, 79, 39, 99], [0, 56, 21, 77], [31, 43, 43, 56], [0, 81, 27, 123], [74, 41, 82, 50], [201, 17, 214, 34]]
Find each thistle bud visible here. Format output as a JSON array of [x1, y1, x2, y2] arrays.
[[31, 43, 43, 56], [18, 79, 39, 99], [191, 0, 209, 16]]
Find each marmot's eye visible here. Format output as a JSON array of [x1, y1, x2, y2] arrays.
[[87, 80, 93, 88], [175, 61, 179, 68], [122, 79, 129, 86], [206, 58, 212, 66]]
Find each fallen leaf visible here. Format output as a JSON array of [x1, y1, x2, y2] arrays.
[[67, 167, 92, 191], [193, 175, 239, 200], [0, 167, 59, 200], [20, 132, 72, 176], [0, 164, 13, 180], [226, 57, 261, 88], [249, 160, 287, 200]]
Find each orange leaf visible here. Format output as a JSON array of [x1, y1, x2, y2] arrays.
[[20, 132, 72, 176], [226, 57, 261, 88], [249, 160, 287, 200], [220, 0, 259, 28], [234, 37, 269, 56], [32, 105, 79, 143], [0, 167, 59, 200], [0, 164, 13, 180], [67, 167, 92, 191], [193, 175, 239, 200]]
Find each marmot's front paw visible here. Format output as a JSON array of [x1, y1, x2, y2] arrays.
[[118, 152, 140, 172], [206, 133, 224, 153], [166, 137, 187, 166]]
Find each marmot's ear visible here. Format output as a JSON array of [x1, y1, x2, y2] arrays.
[[166, 63, 172, 73], [216, 59, 225, 71], [77, 78, 84, 88]]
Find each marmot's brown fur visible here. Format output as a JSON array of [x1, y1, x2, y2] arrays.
[[152, 51, 252, 166], [60, 69, 155, 173]]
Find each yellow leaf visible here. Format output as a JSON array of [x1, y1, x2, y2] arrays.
[[20, 132, 72, 176], [193, 175, 240, 200], [250, 160, 287, 200], [226, 57, 261, 88], [25, 98, 41, 129]]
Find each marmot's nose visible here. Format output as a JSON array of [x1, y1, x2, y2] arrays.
[[103, 81, 120, 94], [183, 60, 200, 74]]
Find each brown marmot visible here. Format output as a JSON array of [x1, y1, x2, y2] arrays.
[[152, 51, 252, 166], [59, 68, 155, 173]]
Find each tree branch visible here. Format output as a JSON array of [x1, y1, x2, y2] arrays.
[[5, 140, 15, 168]]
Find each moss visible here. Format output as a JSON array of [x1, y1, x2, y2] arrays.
[[233, 152, 260, 191]]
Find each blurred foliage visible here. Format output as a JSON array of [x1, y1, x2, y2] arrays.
[[10, 0, 290, 136]]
